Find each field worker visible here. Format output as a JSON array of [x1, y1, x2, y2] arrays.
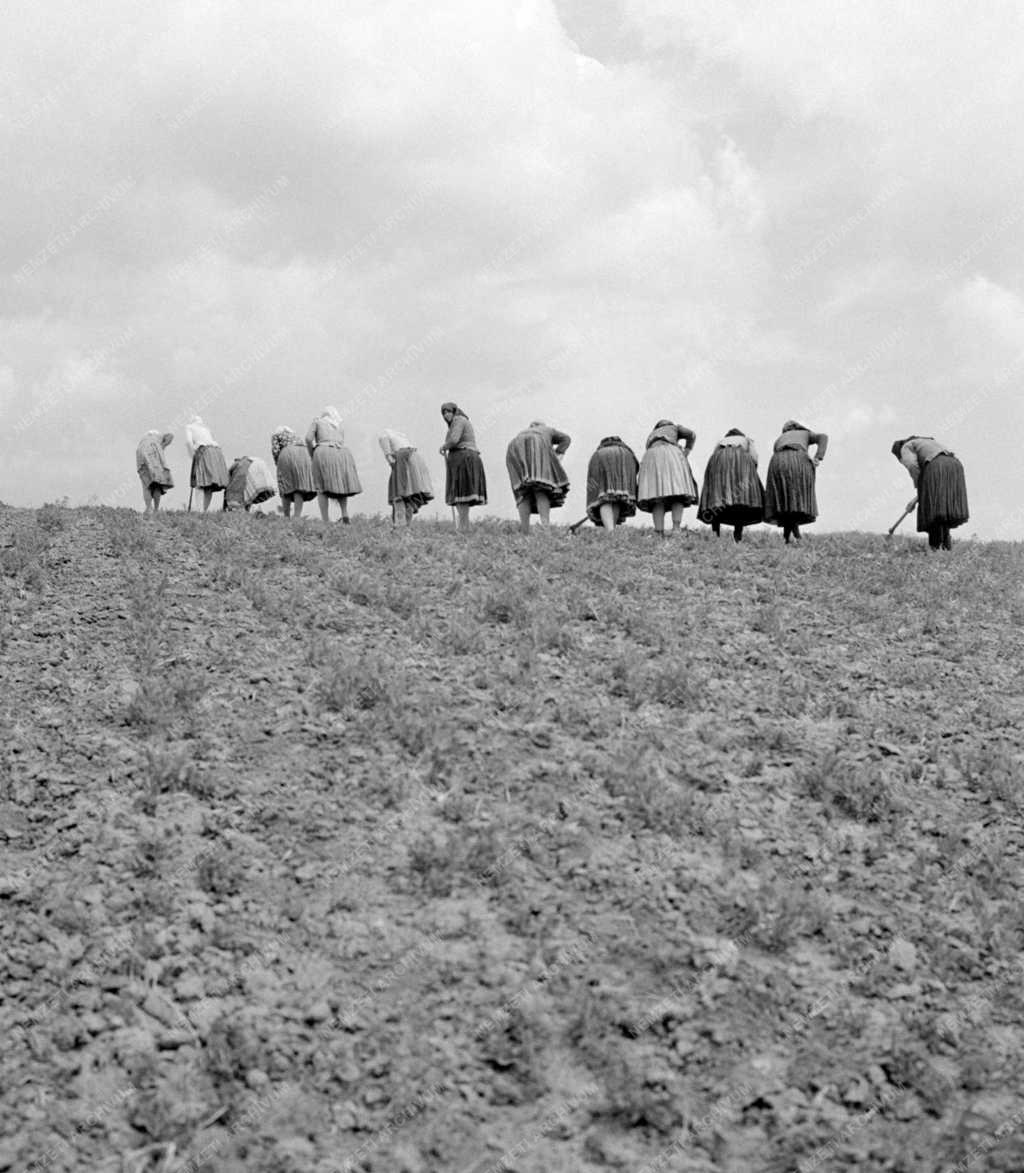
[[439, 402, 487, 532], [698, 428, 765, 543], [305, 406, 362, 524], [764, 419, 828, 544], [506, 420, 571, 532], [185, 415, 230, 512], [136, 430, 174, 514], [270, 426, 316, 519], [224, 456, 276, 512], [637, 419, 699, 536], [378, 428, 434, 527], [891, 436, 969, 550], [585, 436, 639, 532]]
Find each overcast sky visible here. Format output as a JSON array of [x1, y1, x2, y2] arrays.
[[2, 0, 1021, 536]]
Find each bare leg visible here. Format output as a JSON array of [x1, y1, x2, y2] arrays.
[[651, 502, 666, 535], [456, 504, 471, 532], [402, 502, 414, 527], [670, 502, 684, 531], [517, 499, 533, 533], [202, 488, 214, 512], [318, 492, 331, 523], [535, 491, 551, 526], [151, 489, 162, 513], [293, 495, 304, 519], [281, 495, 292, 518], [599, 502, 617, 532], [141, 484, 152, 513]]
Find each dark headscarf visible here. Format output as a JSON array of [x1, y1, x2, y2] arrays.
[[441, 402, 467, 419], [891, 436, 919, 458], [654, 418, 675, 429], [782, 419, 808, 433], [725, 427, 745, 437]]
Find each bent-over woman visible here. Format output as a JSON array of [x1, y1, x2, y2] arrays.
[[586, 436, 639, 532], [379, 428, 434, 526], [224, 456, 276, 512], [637, 420, 699, 535], [305, 406, 362, 523], [136, 431, 174, 514], [271, 426, 316, 518], [891, 436, 969, 550], [506, 421, 571, 531], [764, 420, 828, 543], [186, 415, 229, 512], [440, 402, 487, 531], [698, 428, 765, 542]]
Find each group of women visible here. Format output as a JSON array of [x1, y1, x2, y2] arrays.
[[135, 405, 970, 548]]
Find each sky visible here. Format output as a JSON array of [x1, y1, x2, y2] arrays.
[[2, 0, 1022, 537]]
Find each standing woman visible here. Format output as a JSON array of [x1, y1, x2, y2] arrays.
[[379, 428, 434, 527], [305, 406, 362, 524], [271, 426, 316, 519], [764, 420, 828, 543], [185, 415, 230, 512], [439, 402, 487, 532], [505, 421, 571, 532], [136, 431, 174, 514], [698, 428, 765, 542], [586, 436, 639, 532], [891, 436, 969, 550], [637, 419, 699, 536]]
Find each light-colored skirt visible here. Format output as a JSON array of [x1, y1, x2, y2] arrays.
[[918, 453, 969, 531], [636, 441, 698, 510], [388, 448, 434, 512], [190, 444, 229, 490], [445, 448, 487, 506], [276, 444, 317, 500], [698, 446, 765, 527], [312, 444, 362, 498], [137, 443, 173, 491], [586, 442, 638, 524], [764, 448, 817, 525], [505, 432, 570, 510]]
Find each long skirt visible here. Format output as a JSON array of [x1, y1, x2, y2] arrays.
[[224, 458, 252, 511], [312, 444, 362, 499], [388, 448, 434, 513], [698, 446, 765, 527], [445, 448, 487, 507], [190, 445, 229, 490], [137, 445, 173, 493], [276, 444, 317, 501], [506, 432, 570, 511], [764, 448, 818, 526], [586, 444, 638, 524], [917, 453, 969, 532], [636, 442, 698, 511]]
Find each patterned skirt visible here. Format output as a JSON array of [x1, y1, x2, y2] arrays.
[[276, 444, 317, 501], [137, 445, 173, 492], [312, 444, 362, 498], [445, 448, 487, 507], [917, 453, 969, 532], [636, 442, 698, 510], [698, 446, 765, 527], [505, 432, 570, 510], [388, 448, 434, 512], [586, 442, 639, 524], [190, 445, 229, 490], [764, 448, 817, 526]]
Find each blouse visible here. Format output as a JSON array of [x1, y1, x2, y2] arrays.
[[379, 429, 414, 460], [773, 428, 828, 459], [899, 437, 953, 487], [646, 423, 696, 450], [185, 421, 218, 457], [517, 424, 571, 454]]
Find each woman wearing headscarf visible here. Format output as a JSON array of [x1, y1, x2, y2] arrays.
[[224, 456, 277, 512], [271, 426, 316, 519], [891, 436, 969, 550], [505, 421, 571, 532], [304, 406, 362, 523], [698, 428, 765, 542], [379, 428, 434, 527], [185, 415, 230, 512], [439, 403, 487, 531], [585, 436, 639, 532], [764, 420, 828, 543], [136, 431, 174, 514], [636, 420, 699, 536]]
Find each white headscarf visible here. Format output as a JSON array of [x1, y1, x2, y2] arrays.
[[322, 406, 342, 428]]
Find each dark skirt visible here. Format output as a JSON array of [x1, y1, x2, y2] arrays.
[[764, 448, 818, 526], [224, 458, 251, 511], [388, 449, 434, 512], [190, 445, 229, 490], [506, 432, 570, 511], [698, 446, 765, 527], [586, 443, 638, 524], [312, 444, 362, 498], [445, 448, 487, 507], [917, 453, 969, 532], [276, 444, 317, 500]]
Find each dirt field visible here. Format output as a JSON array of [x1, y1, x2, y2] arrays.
[[2, 504, 1023, 1172]]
